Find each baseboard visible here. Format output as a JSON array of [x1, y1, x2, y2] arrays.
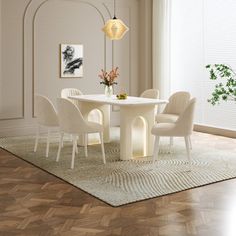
[[0, 124, 37, 137], [194, 124, 236, 138]]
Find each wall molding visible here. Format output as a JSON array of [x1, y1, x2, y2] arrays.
[[0, 0, 134, 122], [0, 124, 36, 137], [0, 0, 33, 121], [30, 0, 109, 117]]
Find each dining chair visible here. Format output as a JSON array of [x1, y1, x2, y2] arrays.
[[61, 88, 101, 122], [155, 91, 191, 148], [156, 91, 190, 122], [140, 88, 160, 114], [152, 98, 196, 170], [140, 89, 159, 99], [61, 88, 109, 144], [61, 88, 83, 107], [61, 88, 102, 125], [56, 98, 106, 169], [34, 94, 59, 157]]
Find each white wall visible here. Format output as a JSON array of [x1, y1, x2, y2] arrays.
[[0, 0, 27, 119], [170, 0, 236, 131], [0, 0, 144, 136]]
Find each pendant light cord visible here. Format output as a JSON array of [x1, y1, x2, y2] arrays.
[[113, 0, 117, 19]]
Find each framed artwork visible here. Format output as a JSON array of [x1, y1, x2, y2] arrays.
[[60, 44, 83, 78]]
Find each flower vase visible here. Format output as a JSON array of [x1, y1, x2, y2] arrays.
[[104, 85, 113, 97]]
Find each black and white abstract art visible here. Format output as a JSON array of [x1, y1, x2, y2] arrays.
[[60, 44, 83, 78]]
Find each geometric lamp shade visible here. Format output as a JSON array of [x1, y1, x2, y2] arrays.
[[102, 17, 129, 40]]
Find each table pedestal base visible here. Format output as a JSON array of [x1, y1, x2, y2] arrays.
[[120, 105, 155, 160]]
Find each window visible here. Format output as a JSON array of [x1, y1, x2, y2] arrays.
[[169, 0, 236, 131]]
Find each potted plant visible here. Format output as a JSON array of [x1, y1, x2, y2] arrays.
[[99, 67, 119, 97], [206, 64, 236, 105]]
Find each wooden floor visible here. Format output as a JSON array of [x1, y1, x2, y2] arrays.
[[1, 148, 236, 236]]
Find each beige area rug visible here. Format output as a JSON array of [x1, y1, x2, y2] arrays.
[[1, 128, 236, 207]]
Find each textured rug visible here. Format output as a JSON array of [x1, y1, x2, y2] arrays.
[[0, 129, 236, 206]]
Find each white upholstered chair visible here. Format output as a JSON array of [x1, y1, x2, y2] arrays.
[[34, 95, 59, 157], [61, 88, 83, 107], [56, 98, 106, 169], [61, 88, 102, 121], [141, 88, 160, 114], [152, 98, 196, 169], [156, 91, 190, 123], [61, 88, 111, 144], [155, 91, 191, 147], [140, 89, 159, 99]]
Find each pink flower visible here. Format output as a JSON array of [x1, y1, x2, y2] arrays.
[[99, 67, 119, 86]]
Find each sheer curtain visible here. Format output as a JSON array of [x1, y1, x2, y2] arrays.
[[152, 0, 171, 99], [153, 0, 236, 132], [169, 0, 236, 131]]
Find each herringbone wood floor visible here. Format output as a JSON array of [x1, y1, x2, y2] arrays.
[[1, 148, 236, 236]]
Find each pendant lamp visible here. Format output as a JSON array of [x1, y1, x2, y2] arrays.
[[102, 0, 129, 40]]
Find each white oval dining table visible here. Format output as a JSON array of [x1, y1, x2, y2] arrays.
[[69, 94, 168, 161]]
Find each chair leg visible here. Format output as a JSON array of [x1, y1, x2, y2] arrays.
[[56, 133, 64, 162], [75, 136, 78, 154], [71, 136, 77, 169], [61, 136, 64, 148], [46, 128, 50, 157], [169, 136, 174, 153], [84, 134, 88, 157], [170, 137, 174, 146], [99, 132, 106, 164], [152, 136, 160, 164], [34, 125, 40, 152], [184, 136, 191, 171], [189, 136, 192, 150]]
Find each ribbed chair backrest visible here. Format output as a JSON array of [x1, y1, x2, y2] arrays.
[[140, 89, 159, 99], [57, 98, 88, 134], [35, 95, 58, 126], [163, 91, 191, 115], [175, 98, 196, 136], [61, 88, 83, 107]]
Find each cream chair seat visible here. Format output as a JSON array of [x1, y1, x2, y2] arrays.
[[56, 98, 106, 169], [34, 95, 59, 157], [152, 98, 196, 170]]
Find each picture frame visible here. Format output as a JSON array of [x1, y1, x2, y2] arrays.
[[60, 44, 83, 78]]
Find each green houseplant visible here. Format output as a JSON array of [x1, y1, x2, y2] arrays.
[[206, 64, 236, 105]]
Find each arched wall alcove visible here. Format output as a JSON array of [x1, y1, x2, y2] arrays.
[[33, 0, 111, 112], [0, 0, 141, 136], [23, 0, 135, 119]]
